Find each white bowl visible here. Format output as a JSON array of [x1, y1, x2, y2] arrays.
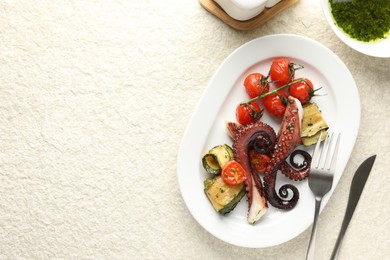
[[321, 0, 390, 58], [215, 0, 269, 21]]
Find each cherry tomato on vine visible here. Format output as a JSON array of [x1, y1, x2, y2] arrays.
[[249, 150, 271, 174], [269, 58, 295, 88], [289, 78, 314, 105], [263, 91, 288, 117], [236, 102, 263, 125], [244, 73, 270, 98], [221, 160, 247, 185]]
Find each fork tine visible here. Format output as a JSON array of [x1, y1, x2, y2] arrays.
[[327, 133, 341, 171], [321, 132, 334, 170], [312, 131, 324, 168]]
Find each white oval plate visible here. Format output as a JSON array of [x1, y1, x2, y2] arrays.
[[321, 0, 390, 58], [177, 34, 360, 248]]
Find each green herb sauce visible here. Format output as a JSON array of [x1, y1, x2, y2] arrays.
[[329, 0, 390, 42]]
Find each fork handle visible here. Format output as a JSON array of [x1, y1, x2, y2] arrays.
[[306, 197, 322, 260]]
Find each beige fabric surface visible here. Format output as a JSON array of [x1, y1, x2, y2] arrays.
[[1, 0, 389, 259]]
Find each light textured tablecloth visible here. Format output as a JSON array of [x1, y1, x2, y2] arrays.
[[1, 0, 389, 259]]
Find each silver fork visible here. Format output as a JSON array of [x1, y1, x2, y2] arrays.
[[305, 131, 341, 260]]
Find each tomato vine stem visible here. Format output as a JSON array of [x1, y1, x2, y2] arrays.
[[240, 78, 308, 105]]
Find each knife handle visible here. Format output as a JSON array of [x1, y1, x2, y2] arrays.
[[330, 208, 352, 259]]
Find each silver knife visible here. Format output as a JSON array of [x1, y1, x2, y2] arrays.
[[330, 155, 376, 260]]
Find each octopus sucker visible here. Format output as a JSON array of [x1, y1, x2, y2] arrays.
[[232, 122, 277, 224]]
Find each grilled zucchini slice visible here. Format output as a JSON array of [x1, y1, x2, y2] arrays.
[[301, 102, 329, 146], [202, 144, 234, 175], [204, 175, 246, 215]]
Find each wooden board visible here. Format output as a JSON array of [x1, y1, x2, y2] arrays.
[[199, 0, 299, 31]]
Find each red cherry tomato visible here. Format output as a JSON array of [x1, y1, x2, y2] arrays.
[[249, 150, 271, 174], [269, 58, 294, 88], [263, 91, 288, 117], [289, 78, 314, 105], [236, 102, 263, 125], [244, 73, 270, 98], [221, 160, 247, 185]]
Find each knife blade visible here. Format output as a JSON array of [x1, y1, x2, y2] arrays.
[[330, 155, 376, 260]]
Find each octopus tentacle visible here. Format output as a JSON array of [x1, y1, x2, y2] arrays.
[[264, 96, 303, 209], [232, 122, 277, 224], [251, 133, 274, 154], [263, 167, 300, 209], [226, 121, 242, 139], [280, 150, 311, 181], [264, 169, 300, 209]]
